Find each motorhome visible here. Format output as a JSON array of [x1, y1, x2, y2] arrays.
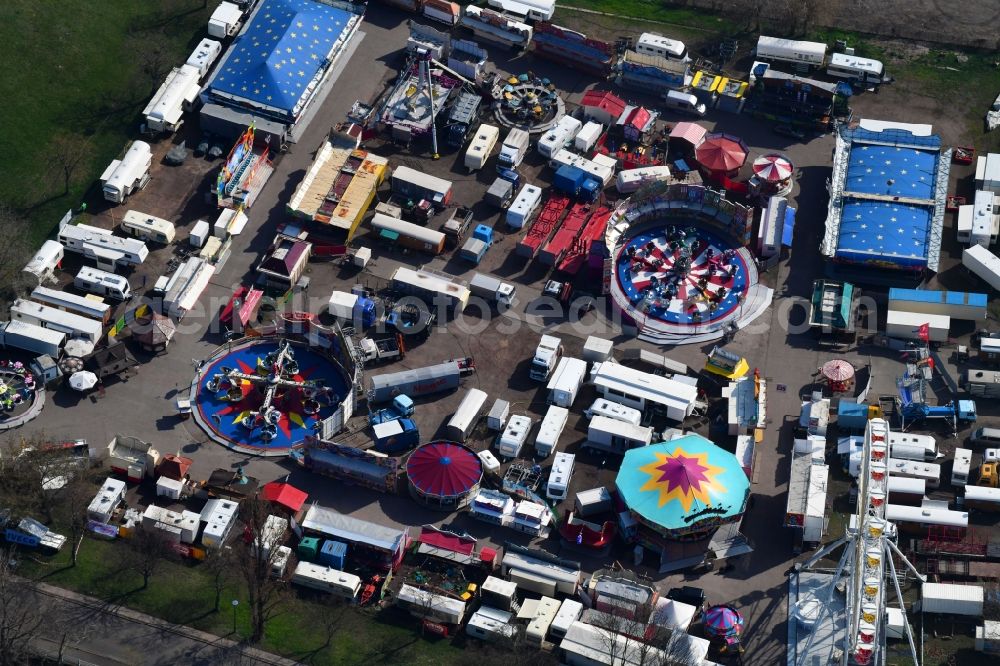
[[538, 116, 583, 159], [120, 211, 175, 245], [143, 64, 201, 134], [10, 299, 103, 345], [465, 124, 500, 172], [445, 388, 488, 442], [755, 36, 828, 68], [58, 223, 149, 271], [826, 53, 885, 85], [583, 398, 642, 426], [100, 141, 152, 204], [953, 448, 973, 487], [525, 596, 561, 646], [616, 166, 673, 194], [506, 184, 543, 229], [662, 90, 706, 117], [22, 240, 64, 285], [584, 415, 653, 455], [74, 267, 132, 302], [31, 286, 111, 324], [635, 32, 689, 62], [291, 562, 362, 600], [534, 405, 569, 459], [185, 37, 222, 79], [546, 452, 575, 501]]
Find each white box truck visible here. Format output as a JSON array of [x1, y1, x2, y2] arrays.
[[885, 310, 950, 343], [497, 128, 530, 171], [546, 452, 575, 501], [534, 405, 569, 458], [547, 357, 587, 407], [100, 141, 152, 204], [506, 184, 543, 229], [446, 388, 488, 442], [465, 124, 500, 172], [208, 2, 243, 38], [964, 244, 1000, 292], [469, 273, 516, 308], [497, 414, 533, 459]]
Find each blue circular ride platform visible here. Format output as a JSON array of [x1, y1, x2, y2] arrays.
[[193, 338, 350, 456]]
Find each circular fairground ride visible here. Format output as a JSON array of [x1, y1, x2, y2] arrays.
[[493, 73, 566, 134]]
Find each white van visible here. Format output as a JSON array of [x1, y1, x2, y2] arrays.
[[506, 184, 543, 229], [662, 90, 706, 117], [74, 266, 132, 301], [535, 405, 569, 458], [636, 32, 689, 62], [546, 452, 575, 501], [583, 398, 642, 426], [121, 210, 176, 244]]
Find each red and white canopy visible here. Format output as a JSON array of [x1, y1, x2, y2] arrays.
[[752, 153, 794, 183]]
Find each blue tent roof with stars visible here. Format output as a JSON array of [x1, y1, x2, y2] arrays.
[[836, 201, 931, 267], [845, 144, 937, 200], [208, 0, 355, 117]]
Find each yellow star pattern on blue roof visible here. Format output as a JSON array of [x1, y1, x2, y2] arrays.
[[208, 0, 353, 116]]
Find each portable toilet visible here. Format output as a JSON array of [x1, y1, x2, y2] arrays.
[[297, 536, 321, 561], [319, 540, 348, 570]]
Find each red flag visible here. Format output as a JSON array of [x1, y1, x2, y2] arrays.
[[916, 323, 929, 342]]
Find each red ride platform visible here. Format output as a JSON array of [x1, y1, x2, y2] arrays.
[[540, 202, 593, 266], [557, 206, 612, 275], [517, 194, 570, 258]]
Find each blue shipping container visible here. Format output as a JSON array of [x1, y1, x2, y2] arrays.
[[319, 539, 348, 569]]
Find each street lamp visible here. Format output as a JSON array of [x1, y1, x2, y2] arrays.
[[231, 599, 239, 635]]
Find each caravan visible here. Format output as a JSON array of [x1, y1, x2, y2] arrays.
[[465, 124, 500, 172], [100, 141, 152, 204], [74, 267, 132, 302], [616, 166, 673, 194], [506, 184, 543, 229], [826, 53, 885, 85], [291, 562, 362, 600], [121, 211, 176, 245], [584, 415, 653, 454], [31, 286, 111, 324], [546, 452, 575, 501], [143, 65, 201, 134], [538, 116, 583, 159], [22, 241, 64, 285], [10, 299, 103, 345], [526, 597, 561, 646], [534, 405, 569, 458], [58, 223, 149, 271], [636, 32, 690, 62], [755, 36, 828, 68], [445, 388, 488, 442]]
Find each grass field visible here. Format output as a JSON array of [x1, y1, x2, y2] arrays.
[[22, 537, 465, 665], [0, 0, 215, 246]]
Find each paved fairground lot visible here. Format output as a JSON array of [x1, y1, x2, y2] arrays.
[[5, 4, 1000, 665]]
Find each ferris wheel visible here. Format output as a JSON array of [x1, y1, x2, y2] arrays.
[[793, 418, 925, 666]]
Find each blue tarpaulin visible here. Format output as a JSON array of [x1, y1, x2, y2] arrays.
[[781, 206, 796, 247]]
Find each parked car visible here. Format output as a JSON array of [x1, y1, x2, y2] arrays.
[[667, 586, 706, 612]]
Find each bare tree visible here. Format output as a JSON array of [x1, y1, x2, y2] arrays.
[[45, 133, 95, 196], [236, 496, 288, 642], [51, 465, 102, 568], [0, 548, 45, 665], [123, 527, 169, 589], [0, 207, 32, 311], [202, 546, 235, 613]]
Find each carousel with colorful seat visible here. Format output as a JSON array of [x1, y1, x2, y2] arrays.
[[493, 72, 566, 134], [193, 338, 351, 456]]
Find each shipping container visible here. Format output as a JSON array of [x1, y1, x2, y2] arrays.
[[574, 487, 612, 517], [546, 452, 575, 500], [487, 398, 510, 431], [369, 358, 475, 403], [574, 122, 602, 152], [391, 165, 453, 205], [921, 582, 984, 617], [480, 575, 518, 611], [446, 388, 488, 442], [534, 405, 569, 458], [547, 357, 587, 408], [885, 309, 950, 343], [888, 288, 987, 322]]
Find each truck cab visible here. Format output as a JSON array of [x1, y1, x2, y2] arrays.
[[529, 335, 563, 382], [358, 334, 405, 364], [369, 394, 415, 426], [978, 462, 999, 488], [441, 206, 474, 247]]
